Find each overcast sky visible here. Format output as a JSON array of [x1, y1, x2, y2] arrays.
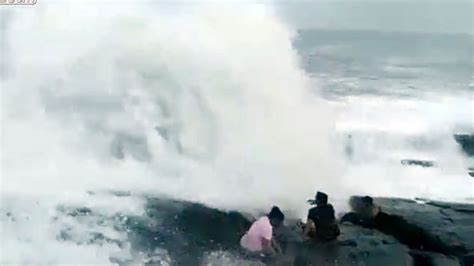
[[274, 0, 473, 34]]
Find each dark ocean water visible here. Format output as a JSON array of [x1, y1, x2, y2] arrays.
[[295, 30, 474, 186], [294, 29, 473, 97]]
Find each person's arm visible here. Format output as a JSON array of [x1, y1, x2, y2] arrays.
[[271, 237, 282, 254], [340, 212, 355, 224], [260, 221, 277, 255], [303, 219, 316, 237], [261, 237, 276, 255], [372, 205, 381, 216]]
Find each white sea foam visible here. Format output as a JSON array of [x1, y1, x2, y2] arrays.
[[1, 1, 337, 264], [1, 1, 472, 264]]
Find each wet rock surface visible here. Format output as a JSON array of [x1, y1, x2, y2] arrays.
[[125, 197, 473, 265], [454, 134, 474, 156], [275, 222, 413, 266], [55, 194, 474, 265], [401, 159, 435, 168], [468, 168, 474, 178], [374, 198, 474, 265]]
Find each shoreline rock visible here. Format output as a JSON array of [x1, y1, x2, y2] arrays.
[[55, 193, 474, 265]]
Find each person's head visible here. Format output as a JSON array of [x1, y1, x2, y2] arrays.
[[268, 206, 285, 228], [349, 196, 374, 213], [315, 192, 328, 205], [308, 191, 328, 206]]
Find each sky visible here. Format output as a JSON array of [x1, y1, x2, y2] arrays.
[[274, 0, 473, 35]]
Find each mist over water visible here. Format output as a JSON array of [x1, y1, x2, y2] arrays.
[[1, 1, 473, 264]]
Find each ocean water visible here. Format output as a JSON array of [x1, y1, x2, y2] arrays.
[[295, 29, 473, 202], [1, 1, 473, 265]]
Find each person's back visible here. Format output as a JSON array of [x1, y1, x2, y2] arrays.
[[240, 216, 272, 252], [308, 204, 336, 225], [305, 192, 340, 241], [340, 196, 377, 228], [240, 206, 285, 254], [308, 204, 340, 241]]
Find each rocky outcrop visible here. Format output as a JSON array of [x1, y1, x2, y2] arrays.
[[375, 198, 474, 265], [454, 134, 474, 156], [121, 197, 474, 265], [468, 168, 474, 178], [401, 159, 435, 168], [55, 194, 473, 265]]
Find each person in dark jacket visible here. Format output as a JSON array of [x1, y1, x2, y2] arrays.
[[340, 196, 458, 255], [303, 191, 340, 241], [340, 196, 378, 228]]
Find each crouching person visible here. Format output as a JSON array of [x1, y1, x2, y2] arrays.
[[240, 206, 285, 256]]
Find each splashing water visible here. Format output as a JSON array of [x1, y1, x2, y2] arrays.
[[1, 2, 339, 264], [1, 1, 472, 264]]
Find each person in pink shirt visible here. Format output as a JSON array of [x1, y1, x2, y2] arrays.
[[240, 206, 285, 255]]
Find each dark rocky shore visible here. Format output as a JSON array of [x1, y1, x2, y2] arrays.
[[55, 194, 474, 266]]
